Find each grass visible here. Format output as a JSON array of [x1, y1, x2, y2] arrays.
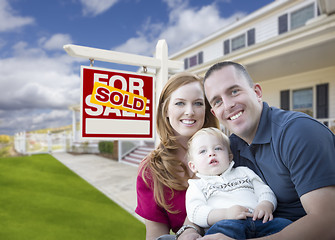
[[0, 154, 145, 240]]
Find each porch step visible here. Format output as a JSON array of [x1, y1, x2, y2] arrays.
[[122, 143, 155, 166]]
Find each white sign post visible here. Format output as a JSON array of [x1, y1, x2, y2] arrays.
[[64, 40, 183, 157]]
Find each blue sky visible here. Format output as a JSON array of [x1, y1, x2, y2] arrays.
[[0, 0, 273, 136]]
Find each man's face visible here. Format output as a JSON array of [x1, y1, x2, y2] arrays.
[[204, 66, 263, 144]]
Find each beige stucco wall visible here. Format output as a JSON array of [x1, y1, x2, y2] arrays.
[[260, 66, 335, 119]]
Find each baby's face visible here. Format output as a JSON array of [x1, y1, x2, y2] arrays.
[[188, 134, 231, 175]]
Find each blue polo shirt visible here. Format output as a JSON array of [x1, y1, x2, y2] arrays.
[[230, 102, 335, 221]]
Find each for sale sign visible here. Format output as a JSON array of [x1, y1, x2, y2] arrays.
[[81, 66, 154, 140]]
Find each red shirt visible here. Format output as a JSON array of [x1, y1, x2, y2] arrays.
[[135, 170, 186, 233]]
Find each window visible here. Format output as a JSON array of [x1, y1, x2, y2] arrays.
[[232, 34, 245, 51], [189, 55, 197, 67], [278, 4, 315, 35], [278, 14, 288, 34], [291, 3, 314, 30], [224, 39, 230, 55], [247, 28, 255, 46], [293, 88, 313, 116], [184, 51, 204, 69], [280, 84, 329, 119], [223, 28, 255, 55]]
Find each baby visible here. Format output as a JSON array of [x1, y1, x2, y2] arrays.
[[186, 127, 291, 238]]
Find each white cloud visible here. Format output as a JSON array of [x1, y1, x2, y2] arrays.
[[0, 42, 82, 135], [0, 50, 80, 110], [80, 0, 119, 16], [0, 108, 73, 135], [113, 2, 246, 56], [31, 110, 72, 126], [39, 33, 73, 51], [0, 0, 34, 32]]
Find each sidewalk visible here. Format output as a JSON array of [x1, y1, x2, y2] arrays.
[[52, 152, 144, 223]]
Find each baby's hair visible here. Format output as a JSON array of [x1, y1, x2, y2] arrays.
[[187, 127, 231, 161]]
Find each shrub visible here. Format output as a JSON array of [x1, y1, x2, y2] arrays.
[[0, 135, 11, 143], [98, 141, 113, 154]]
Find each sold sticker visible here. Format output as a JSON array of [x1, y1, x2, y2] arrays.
[[90, 82, 147, 115]]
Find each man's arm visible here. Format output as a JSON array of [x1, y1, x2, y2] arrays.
[[199, 186, 335, 240], [271, 186, 335, 240], [177, 217, 203, 240]]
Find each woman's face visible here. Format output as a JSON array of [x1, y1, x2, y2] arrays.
[[167, 82, 206, 138]]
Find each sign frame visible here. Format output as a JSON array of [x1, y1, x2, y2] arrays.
[[80, 66, 155, 140]]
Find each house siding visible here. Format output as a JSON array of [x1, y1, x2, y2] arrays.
[[178, 0, 320, 70]]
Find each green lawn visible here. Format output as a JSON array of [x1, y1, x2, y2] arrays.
[[0, 154, 145, 240]]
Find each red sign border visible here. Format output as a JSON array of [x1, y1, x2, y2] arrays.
[[80, 66, 155, 140]]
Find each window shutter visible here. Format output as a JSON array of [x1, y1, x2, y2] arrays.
[[280, 90, 290, 110], [198, 51, 203, 65], [224, 39, 230, 55], [278, 14, 288, 34], [316, 83, 328, 118], [317, 4, 320, 16], [184, 58, 189, 69], [247, 28, 255, 46]]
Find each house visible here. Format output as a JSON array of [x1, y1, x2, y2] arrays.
[[66, 0, 335, 165], [169, 0, 335, 131]]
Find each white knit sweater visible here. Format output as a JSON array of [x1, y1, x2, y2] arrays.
[[186, 161, 277, 228]]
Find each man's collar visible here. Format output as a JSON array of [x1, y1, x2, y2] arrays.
[[251, 102, 272, 144], [232, 102, 272, 148]]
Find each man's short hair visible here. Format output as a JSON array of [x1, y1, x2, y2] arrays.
[[204, 61, 254, 87]]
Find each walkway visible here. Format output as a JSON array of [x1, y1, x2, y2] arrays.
[[52, 152, 144, 222]]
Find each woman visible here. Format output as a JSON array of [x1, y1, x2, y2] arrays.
[[135, 72, 219, 239]]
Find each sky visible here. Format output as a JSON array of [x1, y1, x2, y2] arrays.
[[0, 0, 273, 136]]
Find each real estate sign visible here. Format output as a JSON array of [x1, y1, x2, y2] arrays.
[[81, 66, 154, 140]]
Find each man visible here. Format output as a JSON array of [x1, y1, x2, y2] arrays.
[[181, 61, 335, 240]]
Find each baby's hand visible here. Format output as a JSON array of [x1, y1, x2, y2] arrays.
[[227, 205, 253, 220], [253, 201, 274, 223]]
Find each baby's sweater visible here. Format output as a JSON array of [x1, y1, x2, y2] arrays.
[[186, 161, 277, 228]]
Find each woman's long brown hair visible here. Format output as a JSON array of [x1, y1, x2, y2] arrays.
[[140, 72, 219, 213]]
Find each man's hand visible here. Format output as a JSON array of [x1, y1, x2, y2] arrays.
[[252, 201, 274, 223], [198, 233, 234, 240], [178, 228, 202, 240]]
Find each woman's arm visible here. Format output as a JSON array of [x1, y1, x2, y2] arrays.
[[144, 219, 170, 240]]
